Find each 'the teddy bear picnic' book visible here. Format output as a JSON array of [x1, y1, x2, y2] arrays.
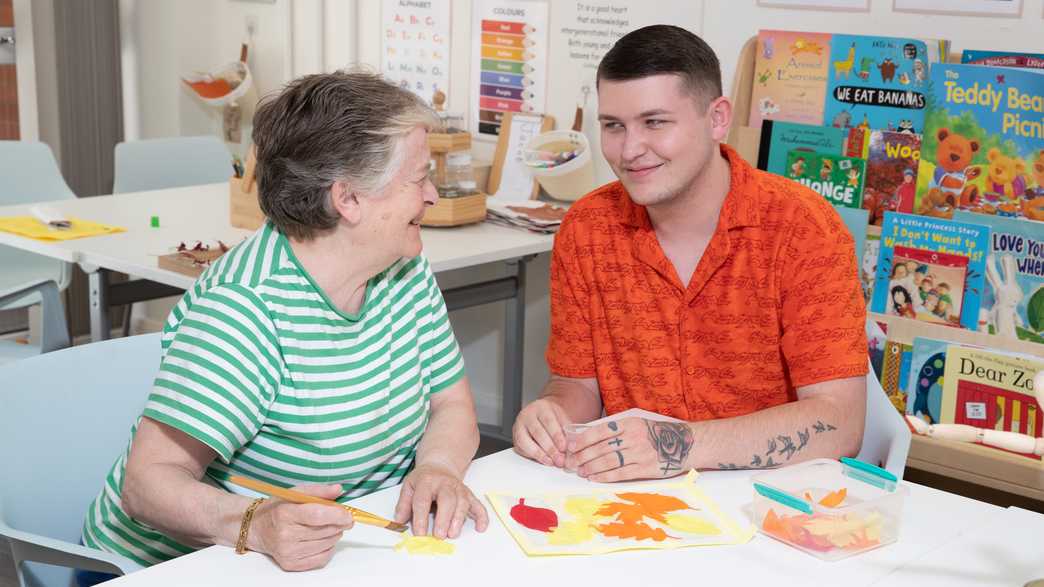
[[953, 211, 1044, 344], [870, 212, 990, 330], [914, 63, 1044, 221]]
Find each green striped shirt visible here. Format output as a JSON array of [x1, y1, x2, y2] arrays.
[[82, 222, 465, 566]]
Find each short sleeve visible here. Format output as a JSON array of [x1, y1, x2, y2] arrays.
[[545, 220, 597, 378], [142, 285, 281, 463], [778, 202, 868, 388], [419, 258, 466, 393]]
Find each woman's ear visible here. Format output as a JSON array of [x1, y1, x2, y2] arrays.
[[330, 180, 363, 225]]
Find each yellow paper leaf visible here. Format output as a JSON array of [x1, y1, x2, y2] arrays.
[[663, 513, 721, 535], [393, 533, 455, 555], [563, 496, 604, 520], [548, 520, 598, 545]]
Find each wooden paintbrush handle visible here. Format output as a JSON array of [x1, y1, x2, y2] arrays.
[[228, 476, 405, 531]]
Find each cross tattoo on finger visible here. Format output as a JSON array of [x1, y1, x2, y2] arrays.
[[608, 438, 623, 448]]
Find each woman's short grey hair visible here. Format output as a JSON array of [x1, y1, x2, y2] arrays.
[[251, 69, 439, 240]]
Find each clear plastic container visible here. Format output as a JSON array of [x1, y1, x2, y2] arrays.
[[439, 151, 477, 198], [751, 458, 909, 561]]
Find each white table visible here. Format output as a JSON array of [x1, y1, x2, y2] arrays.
[[101, 449, 1034, 587], [0, 184, 554, 440]]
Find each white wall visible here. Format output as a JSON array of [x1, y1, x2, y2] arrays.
[[121, 0, 1044, 427]]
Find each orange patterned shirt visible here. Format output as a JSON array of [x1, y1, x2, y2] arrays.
[[546, 144, 868, 421]]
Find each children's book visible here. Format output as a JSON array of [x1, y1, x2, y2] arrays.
[[914, 63, 1044, 220], [823, 35, 932, 135], [870, 212, 990, 330], [890, 245, 969, 326], [748, 30, 833, 129], [756, 120, 845, 176], [953, 211, 1044, 343], [939, 346, 1043, 459], [905, 337, 960, 424], [880, 339, 913, 415], [961, 50, 1044, 70], [785, 150, 865, 209], [854, 131, 922, 226], [861, 228, 881, 302], [836, 205, 869, 267]]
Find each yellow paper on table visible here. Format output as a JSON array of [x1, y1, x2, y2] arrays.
[[486, 470, 755, 557], [0, 216, 126, 241]]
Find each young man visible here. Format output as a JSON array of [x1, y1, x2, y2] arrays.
[[512, 25, 868, 482]]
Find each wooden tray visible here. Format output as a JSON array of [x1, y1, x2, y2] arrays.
[[157, 248, 227, 278], [420, 193, 487, 227]]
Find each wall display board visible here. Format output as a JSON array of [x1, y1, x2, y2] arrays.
[[382, 0, 453, 104], [470, 0, 550, 137]]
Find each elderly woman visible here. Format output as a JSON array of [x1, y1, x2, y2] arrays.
[[80, 71, 488, 575]]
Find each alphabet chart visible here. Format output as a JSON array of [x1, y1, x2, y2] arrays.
[[381, 0, 452, 105], [470, 0, 549, 137]]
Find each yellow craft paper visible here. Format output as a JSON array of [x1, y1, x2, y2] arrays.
[[663, 513, 721, 535], [393, 533, 455, 555], [486, 470, 755, 557], [0, 216, 125, 241], [547, 496, 607, 545]]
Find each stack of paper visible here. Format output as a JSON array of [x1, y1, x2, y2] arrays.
[[485, 199, 568, 234]]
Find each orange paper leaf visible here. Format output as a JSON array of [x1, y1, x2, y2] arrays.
[[596, 521, 675, 542], [818, 488, 847, 508]]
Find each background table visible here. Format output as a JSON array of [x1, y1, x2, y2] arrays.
[[101, 449, 1029, 587], [0, 184, 554, 440]]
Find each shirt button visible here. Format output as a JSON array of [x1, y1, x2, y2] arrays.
[[686, 366, 696, 376]]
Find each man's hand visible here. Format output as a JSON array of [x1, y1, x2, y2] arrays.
[[566, 418, 695, 482], [393, 462, 489, 539], [250, 484, 355, 572], [512, 397, 572, 467]]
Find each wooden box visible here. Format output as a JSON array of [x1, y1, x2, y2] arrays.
[[428, 131, 471, 154], [420, 192, 487, 227]]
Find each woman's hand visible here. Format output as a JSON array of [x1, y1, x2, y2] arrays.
[[393, 462, 489, 539], [249, 484, 355, 572]]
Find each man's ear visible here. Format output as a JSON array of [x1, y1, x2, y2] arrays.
[[330, 180, 363, 225], [707, 96, 733, 142]]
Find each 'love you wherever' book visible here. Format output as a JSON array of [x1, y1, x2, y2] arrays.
[[953, 211, 1044, 344]]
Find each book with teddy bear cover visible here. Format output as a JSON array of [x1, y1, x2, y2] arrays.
[[914, 63, 1044, 221]]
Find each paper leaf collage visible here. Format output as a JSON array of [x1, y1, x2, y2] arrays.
[[487, 471, 755, 556]]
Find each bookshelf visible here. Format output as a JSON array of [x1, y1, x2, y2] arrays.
[[725, 35, 1044, 501]]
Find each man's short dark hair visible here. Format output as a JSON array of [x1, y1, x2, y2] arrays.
[[596, 25, 722, 106]]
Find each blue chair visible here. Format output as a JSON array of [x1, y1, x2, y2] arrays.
[[0, 280, 70, 365], [0, 333, 162, 586], [0, 142, 75, 357], [113, 135, 230, 194], [113, 136, 231, 335]]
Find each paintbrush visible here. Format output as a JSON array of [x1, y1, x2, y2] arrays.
[[228, 475, 408, 533]]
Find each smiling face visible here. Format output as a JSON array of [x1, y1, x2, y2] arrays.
[[597, 74, 724, 208], [356, 126, 438, 261]]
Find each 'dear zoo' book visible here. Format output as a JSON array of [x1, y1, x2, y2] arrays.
[[870, 212, 990, 330]]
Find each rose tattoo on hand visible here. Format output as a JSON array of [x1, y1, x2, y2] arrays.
[[644, 421, 694, 476]]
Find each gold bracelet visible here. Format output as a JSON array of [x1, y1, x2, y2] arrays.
[[235, 498, 266, 555]]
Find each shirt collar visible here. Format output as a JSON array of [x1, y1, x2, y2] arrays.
[[616, 143, 761, 231]]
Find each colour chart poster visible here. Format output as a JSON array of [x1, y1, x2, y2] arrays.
[[381, 0, 452, 105], [470, 0, 549, 137]]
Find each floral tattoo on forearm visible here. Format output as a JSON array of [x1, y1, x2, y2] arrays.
[[644, 421, 694, 476]]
